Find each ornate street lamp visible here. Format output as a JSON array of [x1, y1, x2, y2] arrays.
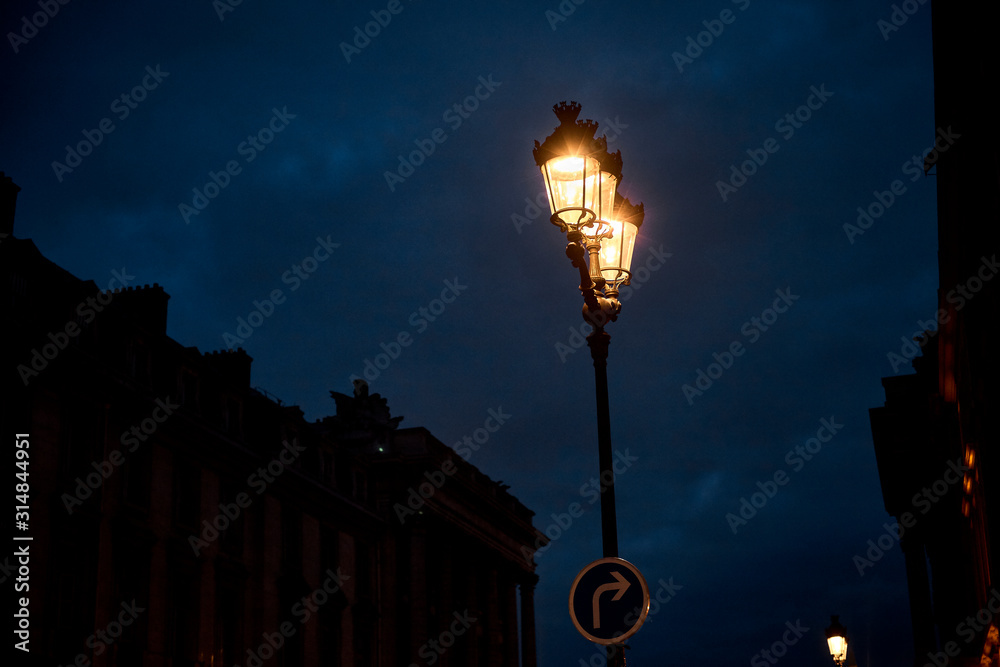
[[534, 101, 621, 234], [533, 101, 646, 667], [826, 615, 849, 667]]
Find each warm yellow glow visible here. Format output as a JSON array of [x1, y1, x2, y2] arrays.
[[600, 172, 618, 224], [964, 475, 972, 493], [598, 219, 638, 285], [965, 447, 975, 468], [541, 155, 602, 226], [827, 637, 848, 664]]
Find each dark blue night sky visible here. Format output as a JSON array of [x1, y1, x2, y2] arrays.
[[3, 1, 941, 665]]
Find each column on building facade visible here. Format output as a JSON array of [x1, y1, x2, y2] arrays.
[[439, 535, 454, 636], [302, 513, 321, 667], [340, 529, 358, 662], [502, 570, 520, 667], [466, 557, 481, 666], [146, 445, 173, 664], [519, 575, 538, 667], [378, 535, 397, 667], [93, 412, 119, 667], [901, 533, 935, 661], [408, 527, 429, 659], [198, 471, 220, 666], [487, 564, 502, 667], [259, 495, 283, 658]]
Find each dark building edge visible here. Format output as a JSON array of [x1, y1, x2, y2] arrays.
[[869, 1, 1000, 666]]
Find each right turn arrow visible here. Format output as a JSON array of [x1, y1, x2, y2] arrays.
[[592, 570, 630, 629]]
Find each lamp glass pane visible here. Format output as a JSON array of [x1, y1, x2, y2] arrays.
[[599, 219, 638, 284], [542, 155, 601, 226], [600, 172, 618, 224], [827, 637, 847, 662]]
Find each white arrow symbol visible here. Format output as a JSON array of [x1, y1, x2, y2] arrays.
[[592, 570, 630, 629]]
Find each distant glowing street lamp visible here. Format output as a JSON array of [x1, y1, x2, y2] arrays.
[[826, 615, 849, 667], [533, 101, 646, 667]]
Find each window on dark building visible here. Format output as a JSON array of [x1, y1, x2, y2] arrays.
[[215, 570, 245, 667], [336, 453, 351, 492], [127, 338, 151, 386], [172, 461, 200, 531], [218, 477, 244, 558], [60, 398, 103, 489], [320, 525, 343, 664], [353, 468, 368, 504], [281, 504, 301, 574], [276, 584, 305, 667], [49, 532, 98, 665], [166, 557, 200, 667], [121, 435, 152, 512], [179, 370, 199, 410], [354, 541, 375, 667], [111, 540, 149, 664], [321, 450, 335, 487], [223, 396, 242, 438]]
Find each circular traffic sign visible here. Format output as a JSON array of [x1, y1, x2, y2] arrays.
[[568, 557, 650, 644]]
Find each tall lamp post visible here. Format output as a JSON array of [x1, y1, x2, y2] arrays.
[[533, 101, 646, 666]]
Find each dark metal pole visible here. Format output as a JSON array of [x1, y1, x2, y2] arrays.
[[588, 328, 626, 667], [568, 237, 626, 666], [587, 329, 618, 558]]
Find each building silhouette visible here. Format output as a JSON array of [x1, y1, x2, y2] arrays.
[[3, 172, 546, 667], [869, 2, 999, 665]]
